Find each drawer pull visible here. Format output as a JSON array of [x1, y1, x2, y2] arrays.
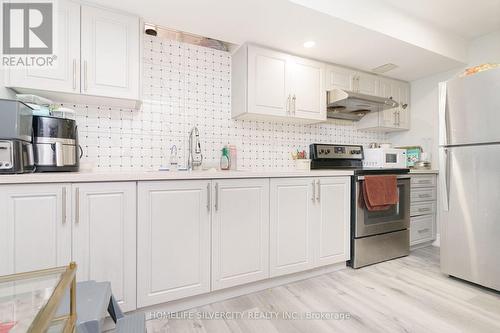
[[418, 228, 430, 234], [418, 208, 431, 212], [418, 194, 432, 198]]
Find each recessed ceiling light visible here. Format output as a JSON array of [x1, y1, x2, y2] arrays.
[[303, 41, 315, 48]]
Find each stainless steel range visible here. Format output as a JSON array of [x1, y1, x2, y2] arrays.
[[310, 143, 410, 268]]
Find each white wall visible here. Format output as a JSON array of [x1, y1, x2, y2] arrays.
[[0, 69, 15, 99], [468, 30, 500, 65]]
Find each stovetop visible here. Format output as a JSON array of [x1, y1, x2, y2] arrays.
[[309, 143, 409, 176]]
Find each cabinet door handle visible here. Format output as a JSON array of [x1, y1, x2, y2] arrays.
[[286, 94, 291, 114], [207, 183, 211, 211], [75, 187, 80, 224], [418, 228, 430, 234], [83, 60, 88, 92], [62, 187, 67, 224], [215, 183, 219, 211], [292, 94, 296, 114], [397, 111, 401, 126], [312, 180, 316, 202], [72, 59, 77, 90], [316, 180, 320, 202], [352, 76, 358, 92], [393, 111, 398, 126]]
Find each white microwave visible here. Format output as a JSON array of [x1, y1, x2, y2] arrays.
[[363, 148, 407, 169]]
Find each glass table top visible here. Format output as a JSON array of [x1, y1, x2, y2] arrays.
[[0, 272, 66, 333]]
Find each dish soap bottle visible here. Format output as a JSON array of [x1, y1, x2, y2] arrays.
[[220, 147, 231, 170], [169, 145, 178, 172]]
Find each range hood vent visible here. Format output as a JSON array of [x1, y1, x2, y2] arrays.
[[326, 89, 398, 121]]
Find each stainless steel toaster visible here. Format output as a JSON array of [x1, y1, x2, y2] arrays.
[[0, 99, 35, 174]]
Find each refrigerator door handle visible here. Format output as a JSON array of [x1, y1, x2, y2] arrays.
[[439, 148, 450, 211], [438, 82, 448, 147]]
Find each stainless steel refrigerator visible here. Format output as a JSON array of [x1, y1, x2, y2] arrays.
[[439, 67, 500, 291]]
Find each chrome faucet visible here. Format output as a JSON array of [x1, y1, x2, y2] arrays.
[[187, 126, 203, 171]]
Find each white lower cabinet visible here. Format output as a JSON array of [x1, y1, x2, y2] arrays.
[[1, 175, 351, 309], [409, 174, 438, 246], [270, 177, 350, 278], [137, 180, 211, 307], [270, 178, 315, 277], [0, 184, 71, 276], [72, 182, 137, 312], [211, 179, 270, 290], [314, 178, 351, 266]]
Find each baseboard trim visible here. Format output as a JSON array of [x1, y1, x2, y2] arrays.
[[103, 262, 347, 331], [411, 240, 435, 250], [144, 262, 346, 318], [432, 233, 440, 247]]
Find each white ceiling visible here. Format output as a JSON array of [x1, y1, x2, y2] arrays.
[[94, 0, 499, 81], [381, 0, 500, 39]]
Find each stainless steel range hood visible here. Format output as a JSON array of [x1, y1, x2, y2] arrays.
[[326, 89, 398, 121]]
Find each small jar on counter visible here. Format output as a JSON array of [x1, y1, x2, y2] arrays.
[[228, 145, 237, 170]]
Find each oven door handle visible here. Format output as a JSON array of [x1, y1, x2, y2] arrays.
[[357, 175, 410, 180]]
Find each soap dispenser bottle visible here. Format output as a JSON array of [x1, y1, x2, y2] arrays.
[[220, 147, 231, 170], [169, 145, 178, 172]]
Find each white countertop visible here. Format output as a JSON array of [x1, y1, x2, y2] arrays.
[[409, 169, 439, 174], [0, 169, 354, 184]]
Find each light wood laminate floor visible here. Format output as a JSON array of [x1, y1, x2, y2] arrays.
[[147, 247, 500, 333]]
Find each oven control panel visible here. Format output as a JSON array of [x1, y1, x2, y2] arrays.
[[310, 144, 363, 160]]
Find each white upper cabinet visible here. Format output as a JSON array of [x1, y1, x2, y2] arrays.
[[137, 180, 211, 307], [211, 179, 270, 290], [72, 182, 137, 312], [0, 184, 71, 276], [356, 72, 379, 96], [379, 78, 398, 127], [81, 5, 140, 100], [5, 0, 80, 93], [357, 78, 410, 132], [325, 65, 355, 91], [397, 84, 410, 130], [325, 65, 379, 96], [246, 46, 289, 118], [5, 0, 140, 105], [289, 56, 326, 121], [232, 44, 325, 123]]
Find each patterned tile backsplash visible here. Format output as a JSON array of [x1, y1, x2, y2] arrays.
[[63, 35, 387, 171]]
